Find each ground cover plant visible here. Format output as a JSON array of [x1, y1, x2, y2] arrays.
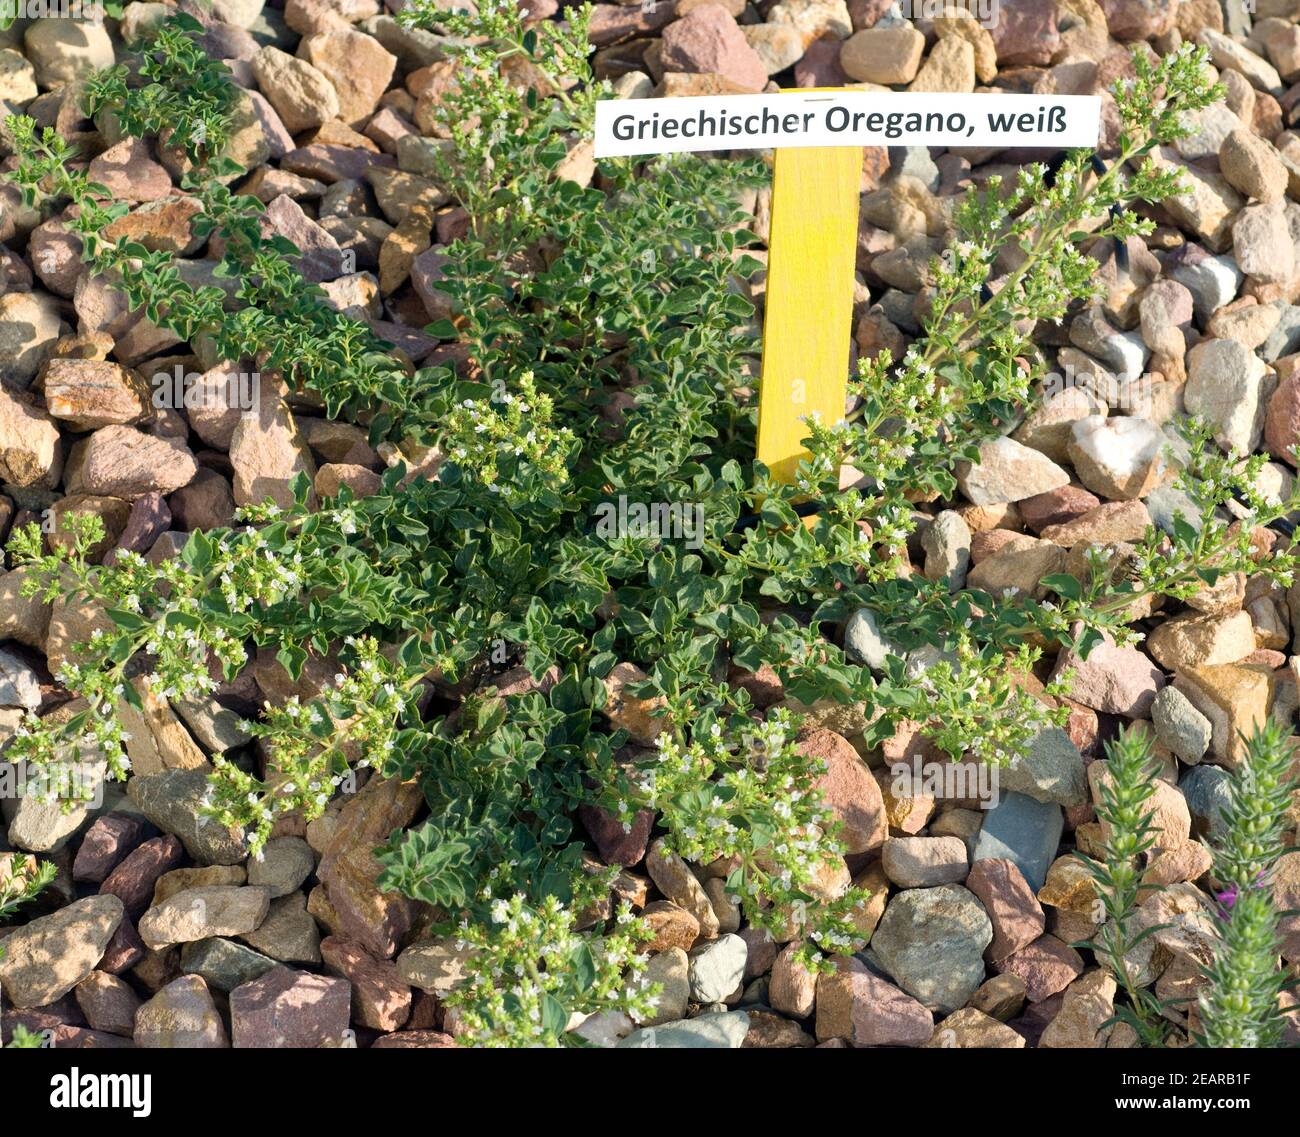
[[0, 0, 1298, 1050]]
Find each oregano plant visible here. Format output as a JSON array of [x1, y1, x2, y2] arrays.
[[5, 4, 1300, 1045]]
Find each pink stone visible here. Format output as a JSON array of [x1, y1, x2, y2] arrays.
[[1098, 0, 1177, 41], [660, 6, 768, 94], [230, 965, 352, 1047], [99, 835, 185, 919], [1265, 372, 1300, 467], [800, 728, 887, 854], [86, 138, 173, 204], [99, 917, 147, 975], [795, 34, 848, 87], [371, 1029, 458, 1047], [73, 814, 149, 883], [995, 934, 1084, 1002], [965, 858, 1046, 962], [588, 1, 676, 48], [320, 935, 411, 1033], [989, 0, 1060, 66], [814, 957, 933, 1046], [1050, 635, 1166, 718], [1019, 485, 1102, 533]]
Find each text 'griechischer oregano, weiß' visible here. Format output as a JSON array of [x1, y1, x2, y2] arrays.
[[594, 91, 1102, 158]]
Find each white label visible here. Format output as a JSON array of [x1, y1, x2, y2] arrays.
[[594, 92, 1102, 158]]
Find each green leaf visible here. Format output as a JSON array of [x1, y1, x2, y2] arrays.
[[541, 993, 569, 1036]]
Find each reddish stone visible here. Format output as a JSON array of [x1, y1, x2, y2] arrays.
[[587, 1, 676, 47], [99, 917, 147, 974], [320, 935, 412, 1033], [74, 971, 142, 1037], [405, 990, 440, 1031], [73, 814, 150, 883], [1019, 485, 1102, 534], [1007, 990, 1066, 1047], [230, 966, 352, 1048], [814, 957, 932, 1046], [316, 775, 422, 959], [1049, 636, 1166, 718], [372, 1029, 458, 1047], [970, 528, 1032, 562], [795, 34, 848, 87], [727, 661, 785, 708], [1265, 373, 1300, 467], [847, 0, 892, 30], [966, 858, 1046, 962], [105, 493, 172, 566], [1062, 699, 1102, 761], [660, 6, 768, 93], [578, 802, 653, 867], [99, 835, 185, 919], [52, 1026, 135, 1048], [800, 728, 887, 854], [989, 0, 1060, 65], [1099, 0, 1178, 41], [995, 934, 1084, 1002]]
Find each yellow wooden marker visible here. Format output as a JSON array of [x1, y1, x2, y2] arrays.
[[594, 88, 1099, 490], [756, 138, 861, 486]]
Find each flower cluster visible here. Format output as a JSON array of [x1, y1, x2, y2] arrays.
[[445, 371, 575, 498], [444, 894, 659, 1047], [644, 712, 869, 965]]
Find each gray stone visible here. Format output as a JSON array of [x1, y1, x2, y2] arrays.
[[881, 836, 968, 887], [239, 891, 321, 963], [1145, 485, 1205, 536], [921, 509, 971, 592], [0, 648, 40, 709], [172, 695, 254, 753], [870, 884, 992, 1014], [247, 836, 314, 898], [687, 933, 747, 1003], [1151, 685, 1213, 765], [617, 1010, 750, 1048], [998, 727, 1088, 807], [889, 146, 940, 190], [6, 756, 106, 853], [126, 769, 246, 865], [180, 936, 278, 992], [1261, 303, 1300, 362], [362, 15, 449, 69], [1186, 338, 1273, 456], [972, 791, 1063, 892], [1165, 244, 1242, 326], [1179, 764, 1233, 841], [1070, 307, 1150, 378], [842, 607, 899, 670]]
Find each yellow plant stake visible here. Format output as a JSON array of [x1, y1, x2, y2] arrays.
[[593, 87, 1101, 491], [755, 139, 861, 487]]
